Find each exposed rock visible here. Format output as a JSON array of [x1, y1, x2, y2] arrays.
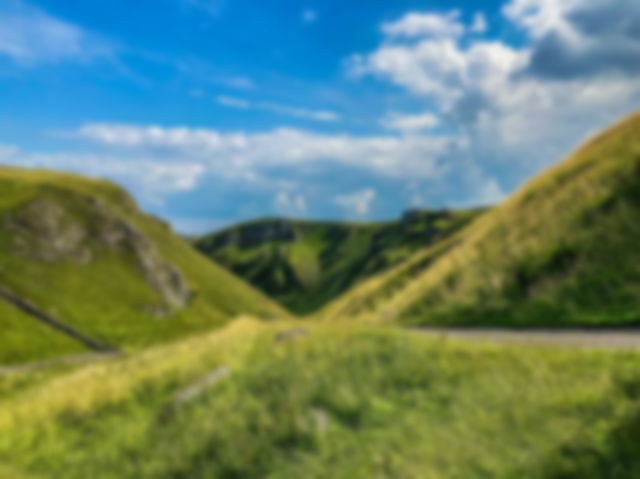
[[172, 366, 230, 406], [209, 219, 297, 250], [5, 199, 91, 263], [3, 194, 191, 314]]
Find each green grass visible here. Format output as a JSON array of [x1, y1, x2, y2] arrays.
[[0, 167, 287, 365], [1, 318, 640, 478], [0, 300, 86, 364], [323, 111, 640, 328], [194, 210, 482, 315]]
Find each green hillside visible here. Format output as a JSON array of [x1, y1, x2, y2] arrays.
[[2, 318, 640, 478], [322, 112, 640, 327], [194, 210, 482, 314], [0, 168, 287, 365]]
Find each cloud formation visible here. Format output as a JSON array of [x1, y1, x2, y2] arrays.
[[334, 188, 377, 216], [215, 95, 341, 122], [0, 0, 113, 65], [73, 123, 456, 180], [506, 0, 640, 79], [350, 0, 640, 188]]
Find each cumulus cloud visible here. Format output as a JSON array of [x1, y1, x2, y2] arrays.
[[73, 123, 457, 180], [334, 189, 377, 216], [506, 0, 640, 79], [349, 0, 640, 187], [0, 0, 113, 65], [382, 10, 465, 39], [381, 112, 440, 133]]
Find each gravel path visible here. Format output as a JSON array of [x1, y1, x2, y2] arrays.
[[416, 328, 640, 350]]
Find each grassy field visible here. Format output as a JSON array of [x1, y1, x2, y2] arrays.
[[322, 112, 640, 328], [194, 210, 482, 314], [2, 318, 640, 478], [0, 168, 287, 365]]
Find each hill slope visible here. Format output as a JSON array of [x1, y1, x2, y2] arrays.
[[323, 112, 640, 327], [2, 319, 640, 478], [194, 210, 482, 314], [0, 168, 287, 364]]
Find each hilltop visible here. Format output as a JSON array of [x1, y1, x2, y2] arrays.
[[193, 210, 482, 314], [0, 168, 286, 365], [322, 112, 640, 327]]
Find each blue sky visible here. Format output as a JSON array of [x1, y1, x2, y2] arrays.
[[1, 0, 639, 233]]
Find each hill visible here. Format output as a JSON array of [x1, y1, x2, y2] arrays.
[[193, 210, 482, 314], [322, 112, 640, 327], [2, 318, 640, 478], [0, 168, 287, 365]]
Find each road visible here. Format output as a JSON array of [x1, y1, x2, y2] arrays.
[[416, 327, 640, 350]]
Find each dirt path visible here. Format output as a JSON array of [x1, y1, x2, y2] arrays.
[[416, 327, 640, 350], [0, 351, 122, 376]]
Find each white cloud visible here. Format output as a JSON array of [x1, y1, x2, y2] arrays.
[[275, 191, 307, 215], [334, 189, 377, 216], [470, 12, 488, 33], [381, 112, 439, 133], [0, 142, 205, 204], [382, 10, 465, 39], [0, 1, 113, 65], [217, 95, 251, 109], [256, 101, 340, 122], [214, 95, 341, 122], [302, 9, 318, 24], [73, 123, 457, 180], [349, 0, 640, 190]]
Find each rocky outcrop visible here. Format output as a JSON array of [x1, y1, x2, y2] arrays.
[[3, 194, 190, 314], [207, 219, 297, 250]]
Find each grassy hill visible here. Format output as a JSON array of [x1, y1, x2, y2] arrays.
[[0, 168, 287, 365], [2, 318, 640, 478], [193, 210, 482, 314], [322, 112, 640, 327]]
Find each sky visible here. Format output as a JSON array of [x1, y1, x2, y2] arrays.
[[1, 0, 639, 233]]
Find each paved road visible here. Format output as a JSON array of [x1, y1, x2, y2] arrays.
[[416, 328, 640, 350]]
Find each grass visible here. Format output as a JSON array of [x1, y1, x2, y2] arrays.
[[0, 300, 86, 364], [0, 167, 287, 365], [2, 318, 640, 478], [194, 210, 482, 315], [322, 111, 640, 328]]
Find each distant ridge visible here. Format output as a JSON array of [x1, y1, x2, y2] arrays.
[[193, 209, 484, 314]]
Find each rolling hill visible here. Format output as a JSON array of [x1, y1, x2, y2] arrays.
[[193, 210, 483, 314], [322, 112, 640, 327], [0, 167, 287, 365]]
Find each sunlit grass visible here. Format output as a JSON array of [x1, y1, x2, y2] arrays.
[[323, 112, 640, 328], [2, 318, 640, 478]]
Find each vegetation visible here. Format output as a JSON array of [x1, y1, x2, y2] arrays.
[[0, 168, 287, 365], [323, 112, 640, 327], [194, 210, 482, 314], [2, 319, 640, 478], [3, 114, 640, 478]]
